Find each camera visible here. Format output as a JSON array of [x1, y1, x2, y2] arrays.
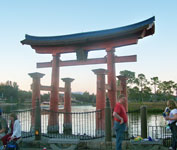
[[162, 107, 170, 117]]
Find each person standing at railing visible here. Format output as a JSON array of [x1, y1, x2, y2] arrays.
[[0, 109, 8, 140], [165, 100, 177, 150], [1, 113, 21, 146], [113, 94, 128, 150]]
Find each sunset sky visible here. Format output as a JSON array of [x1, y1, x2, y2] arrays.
[[0, 1, 177, 94]]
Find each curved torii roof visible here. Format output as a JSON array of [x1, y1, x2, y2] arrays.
[[21, 17, 155, 47]]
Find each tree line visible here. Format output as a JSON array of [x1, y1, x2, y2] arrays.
[[0, 81, 32, 103], [0, 81, 96, 104], [119, 70, 177, 101], [0, 70, 177, 103]]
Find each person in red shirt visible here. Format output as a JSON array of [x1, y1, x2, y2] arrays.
[[113, 94, 128, 150]]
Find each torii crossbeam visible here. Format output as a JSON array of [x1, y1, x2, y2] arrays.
[[37, 55, 137, 68]]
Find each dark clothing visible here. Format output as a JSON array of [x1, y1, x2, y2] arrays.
[[0, 116, 8, 133], [1, 122, 20, 145], [170, 121, 177, 150], [168, 108, 177, 150], [2, 133, 12, 145], [1, 133, 20, 145]]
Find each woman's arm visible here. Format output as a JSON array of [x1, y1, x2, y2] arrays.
[[166, 113, 177, 121], [113, 112, 124, 124], [11, 120, 21, 138]]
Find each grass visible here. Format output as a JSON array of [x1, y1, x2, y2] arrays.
[[128, 101, 166, 113]]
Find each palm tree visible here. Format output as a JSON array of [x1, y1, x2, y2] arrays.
[[12, 82, 19, 90], [135, 73, 148, 102], [158, 80, 174, 100], [166, 80, 174, 95], [137, 74, 148, 91], [142, 86, 152, 101], [150, 77, 159, 101], [119, 70, 135, 87], [151, 77, 159, 94]]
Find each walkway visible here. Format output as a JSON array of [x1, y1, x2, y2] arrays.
[[19, 137, 169, 150]]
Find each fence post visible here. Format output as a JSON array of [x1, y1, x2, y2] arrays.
[[105, 98, 112, 149], [35, 98, 41, 140], [140, 105, 147, 138]]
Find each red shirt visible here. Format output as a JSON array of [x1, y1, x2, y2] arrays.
[[114, 102, 128, 123]]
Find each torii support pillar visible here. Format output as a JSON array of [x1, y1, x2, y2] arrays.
[[106, 48, 117, 110], [62, 78, 74, 135], [48, 54, 60, 133], [93, 69, 107, 132], [117, 75, 128, 112], [28, 72, 45, 131]]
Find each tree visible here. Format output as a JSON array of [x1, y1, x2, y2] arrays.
[[128, 86, 140, 101], [135, 74, 149, 102], [72, 91, 96, 104], [18, 90, 32, 103], [72, 93, 83, 102], [160, 81, 174, 95], [119, 70, 136, 100], [119, 70, 135, 86], [142, 86, 152, 101], [150, 77, 159, 94], [89, 93, 96, 103], [41, 93, 50, 102], [150, 77, 159, 101], [12, 82, 19, 90], [0, 82, 19, 102], [158, 81, 175, 100], [136, 74, 148, 90], [82, 91, 90, 102]]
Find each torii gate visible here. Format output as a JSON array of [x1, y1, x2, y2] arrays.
[[21, 17, 155, 132]]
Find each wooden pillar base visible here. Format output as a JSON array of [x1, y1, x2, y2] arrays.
[[47, 124, 59, 133], [63, 123, 72, 135]]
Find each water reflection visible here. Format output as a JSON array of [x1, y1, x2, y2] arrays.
[[0, 104, 168, 138], [148, 114, 167, 126], [0, 104, 30, 113], [0, 104, 167, 126]]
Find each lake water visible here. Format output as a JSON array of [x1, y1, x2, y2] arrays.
[[0, 104, 167, 126], [0, 104, 168, 138]]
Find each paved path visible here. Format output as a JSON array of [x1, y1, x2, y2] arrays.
[[20, 147, 51, 149]]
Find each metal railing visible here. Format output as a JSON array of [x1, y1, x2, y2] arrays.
[[2, 105, 172, 147], [41, 109, 104, 139], [127, 109, 141, 139], [127, 109, 172, 147], [2, 108, 104, 140], [2, 109, 34, 138], [148, 125, 172, 147]]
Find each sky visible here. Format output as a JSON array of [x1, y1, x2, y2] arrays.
[[0, 0, 177, 94]]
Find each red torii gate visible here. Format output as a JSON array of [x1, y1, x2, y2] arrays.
[[21, 17, 155, 132]]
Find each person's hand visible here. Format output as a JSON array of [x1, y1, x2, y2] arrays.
[[9, 137, 15, 141], [165, 116, 170, 120], [120, 117, 124, 124]]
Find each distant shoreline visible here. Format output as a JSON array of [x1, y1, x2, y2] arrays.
[[0, 102, 17, 106], [128, 101, 166, 113], [0, 101, 166, 113]]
